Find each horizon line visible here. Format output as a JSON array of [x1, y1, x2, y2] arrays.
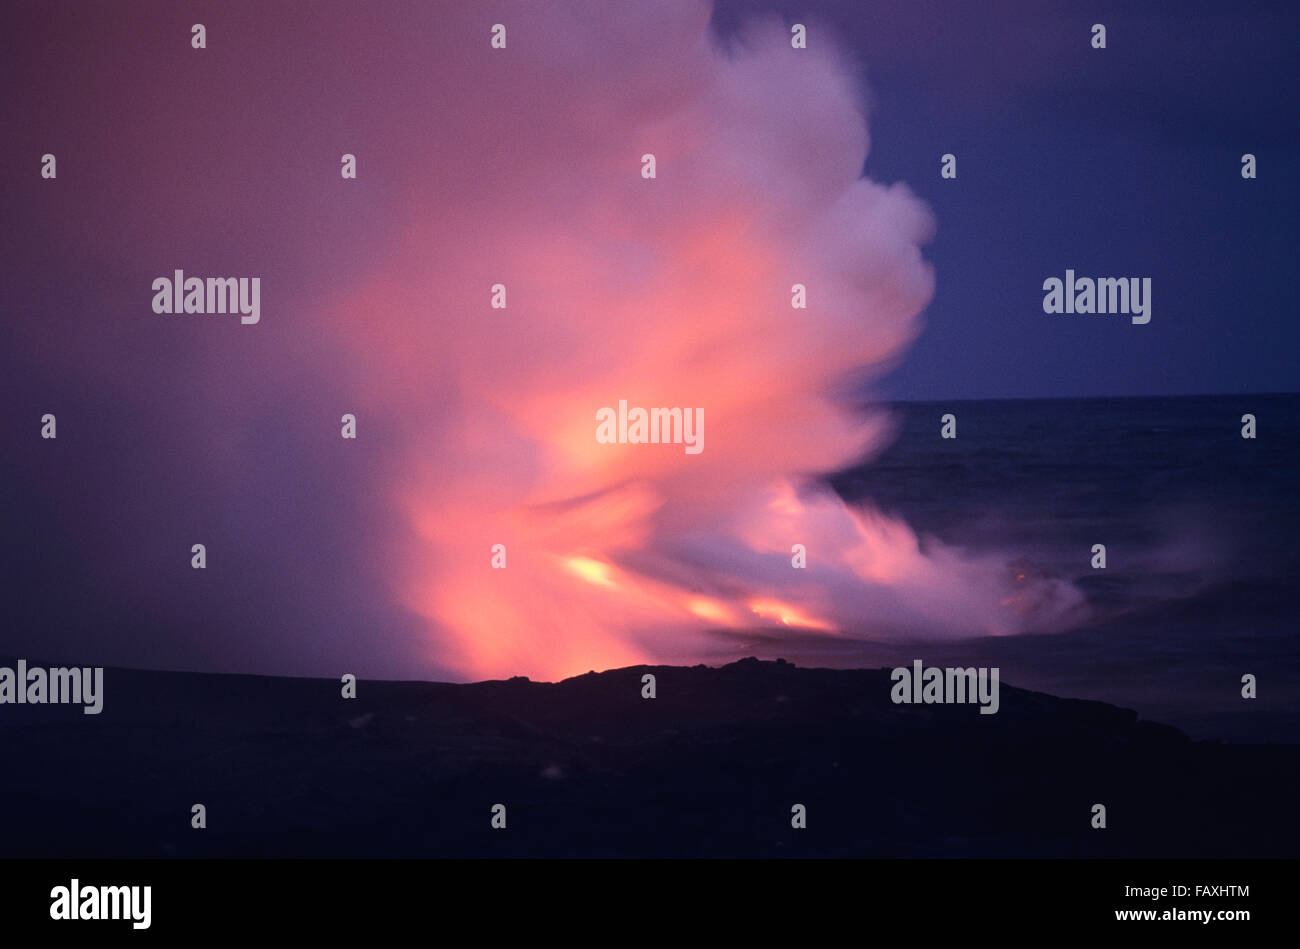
[[873, 389, 1299, 404]]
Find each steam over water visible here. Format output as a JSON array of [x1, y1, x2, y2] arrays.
[[319, 1, 1092, 680]]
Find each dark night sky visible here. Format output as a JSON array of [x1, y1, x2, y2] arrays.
[[716, 0, 1299, 400]]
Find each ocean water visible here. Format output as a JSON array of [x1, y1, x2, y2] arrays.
[[810, 393, 1299, 743]]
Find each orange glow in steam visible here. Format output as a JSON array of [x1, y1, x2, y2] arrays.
[[748, 598, 837, 632], [316, 6, 1088, 683]]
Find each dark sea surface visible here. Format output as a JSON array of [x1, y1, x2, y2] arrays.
[[789, 393, 1299, 744]]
